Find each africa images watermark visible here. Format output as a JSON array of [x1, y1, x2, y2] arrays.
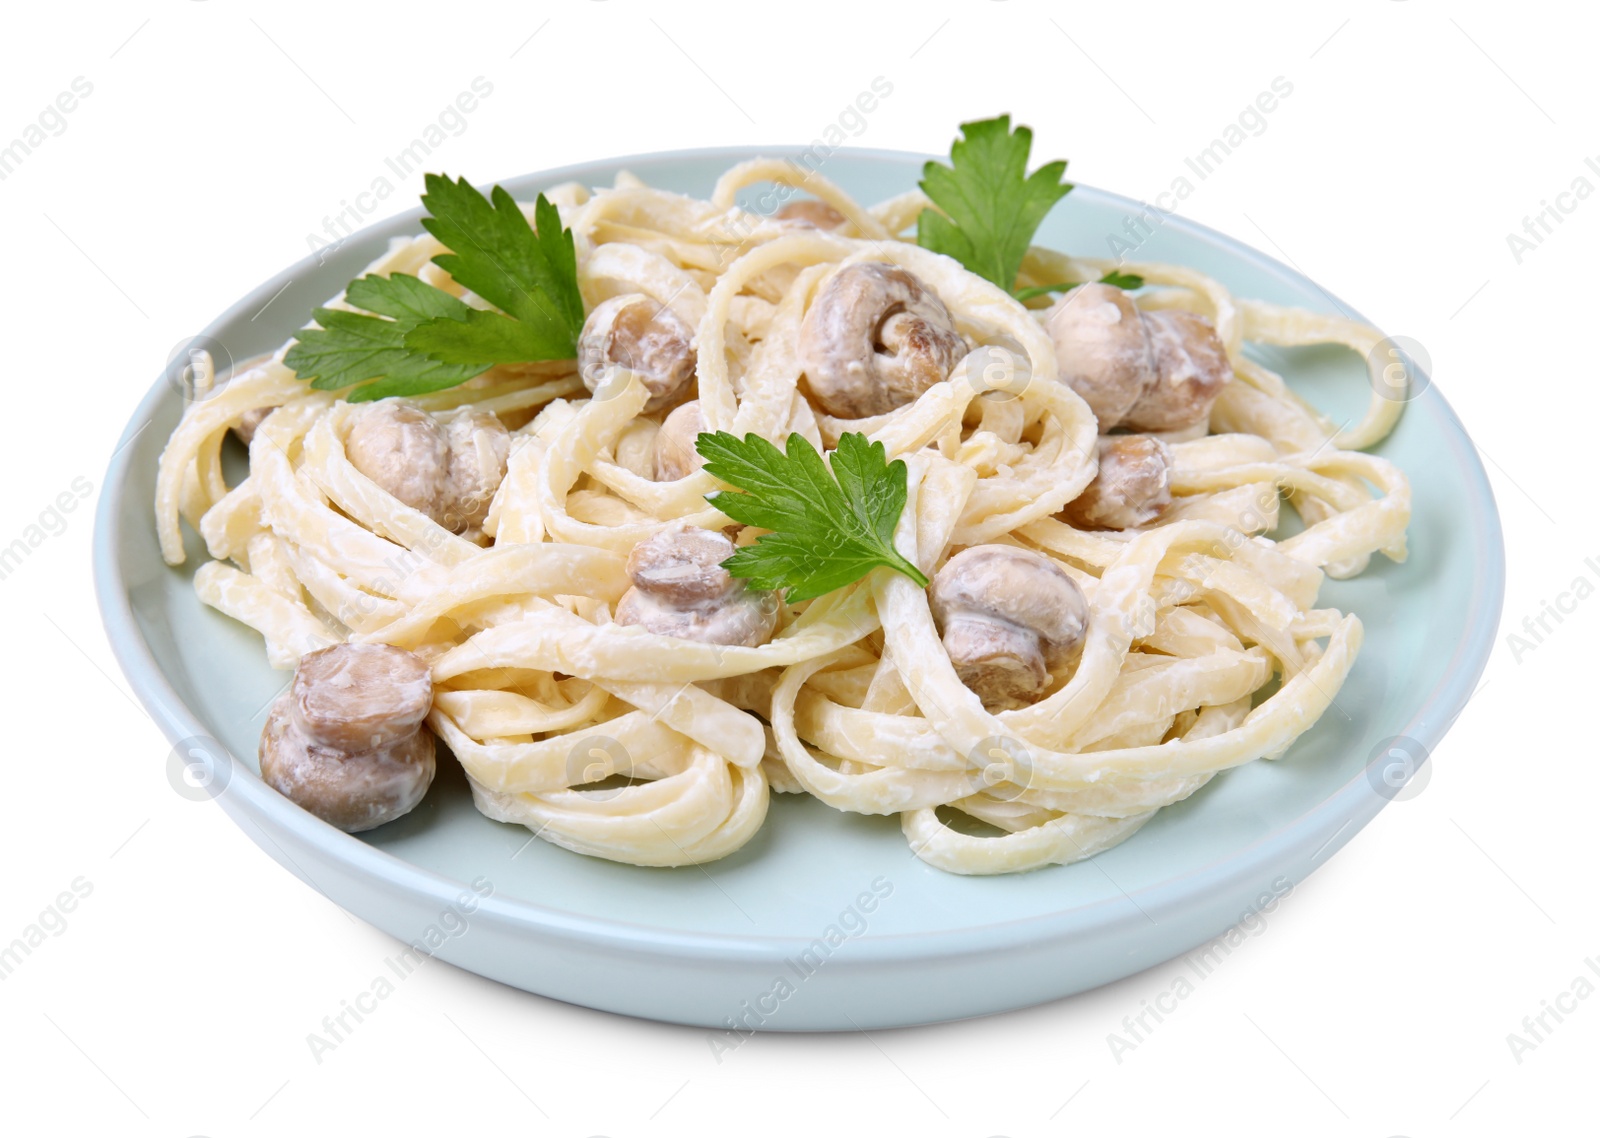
[[305, 877, 495, 1064], [0, 876, 94, 981], [1104, 76, 1295, 264], [1504, 953, 1600, 1065], [304, 76, 496, 261], [706, 875, 895, 1061], [1106, 875, 1294, 1063], [1504, 155, 1600, 265], [702, 75, 894, 280], [0, 76, 94, 183], [0, 477, 94, 584], [1502, 553, 1600, 663], [743, 76, 894, 219]]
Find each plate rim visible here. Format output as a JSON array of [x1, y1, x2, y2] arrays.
[[94, 144, 1506, 963]]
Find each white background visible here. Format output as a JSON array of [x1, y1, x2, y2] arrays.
[[1, 1, 1594, 1134]]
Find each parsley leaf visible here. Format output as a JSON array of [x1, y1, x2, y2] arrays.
[[1098, 270, 1145, 291], [284, 176, 584, 400], [695, 431, 929, 604], [282, 274, 485, 401], [1012, 270, 1146, 303], [407, 176, 584, 364], [917, 115, 1073, 294]]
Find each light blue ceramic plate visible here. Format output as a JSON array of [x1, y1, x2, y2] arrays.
[[94, 148, 1503, 1031]]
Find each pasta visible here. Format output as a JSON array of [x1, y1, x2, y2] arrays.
[[154, 158, 1411, 875]]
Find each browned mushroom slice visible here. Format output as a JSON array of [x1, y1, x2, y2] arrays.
[[1124, 309, 1231, 432], [578, 294, 697, 413], [798, 262, 967, 418], [613, 523, 780, 647], [1061, 435, 1173, 530], [259, 642, 437, 832], [928, 546, 1089, 712]]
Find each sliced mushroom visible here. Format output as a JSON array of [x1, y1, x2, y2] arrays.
[[259, 643, 436, 832], [1061, 435, 1173, 530], [1124, 310, 1231, 432], [653, 399, 705, 481], [291, 641, 433, 749], [775, 199, 847, 230], [1044, 282, 1157, 427], [344, 401, 509, 535], [929, 545, 1089, 712], [614, 523, 779, 646], [798, 262, 967, 418], [578, 294, 697, 413]]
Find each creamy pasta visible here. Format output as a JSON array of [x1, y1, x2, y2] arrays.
[[154, 158, 1410, 875]]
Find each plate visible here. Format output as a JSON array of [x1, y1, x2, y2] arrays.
[[94, 148, 1503, 1031]]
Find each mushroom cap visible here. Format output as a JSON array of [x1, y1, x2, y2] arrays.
[[345, 401, 450, 520], [291, 643, 434, 752], [578, 294, 697, 414], [653, 399, 705, 482], [775, 199, 847, 230], [798, 262, 967, 419], [614, 586, 779, 647], [346, 402, 511, 535], [624, 523, 738, 606], [929, 545, 1089, 665], [440, 408, 511, 532], [1045, 283, 1157, 427], [1062, 435, 1173, 530], [614, 523, 780, 646], [1124, 310, 1231, 432], [939, 619, 1050, 712], [261, 693, 435, 833]]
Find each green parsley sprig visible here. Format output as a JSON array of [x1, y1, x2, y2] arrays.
[[694, 431, 928, 603], [917, 115, 1074, 296], [283, 174, 584, 402]]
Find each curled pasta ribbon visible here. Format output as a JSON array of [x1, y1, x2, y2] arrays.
[[154, 164, 1410, 874]]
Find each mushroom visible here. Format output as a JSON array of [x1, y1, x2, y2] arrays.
[[1044, 284, 1232, 433], [613, 523, 780, 646], [1044, 282, 1157, 427], [653, 399, 705, 481], [1061, 435, 1173, 530], [1125, 309, 1231, 432], [797, 262, 967, 418], [928, 545, 1090, 711], [775, 199, 847, 230], [345, 401, 448, 516], [344, 401, 509, 535], [258, 643, 436, 832], [234, 406, 270, 446], [578, 294, 697, 413], [440, 409, 512, 532]]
